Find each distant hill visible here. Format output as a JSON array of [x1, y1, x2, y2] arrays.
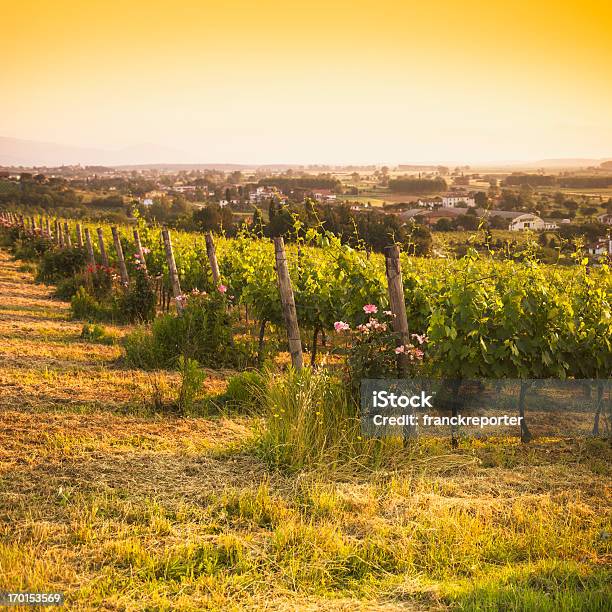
[[1, 135, 611, 171], [0, 136, 187, 167], [502, 158, 612, 170]]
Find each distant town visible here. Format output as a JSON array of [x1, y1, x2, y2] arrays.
[[1, 160, 611, 261]]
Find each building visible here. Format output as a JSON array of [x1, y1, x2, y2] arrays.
[[249, 186, 282, 203], [597, 213, 612, 225], [312, 189, 337, 203], [417, 197, 442, 208], [508, 214, 557, 231], [144, 190, 168, 200], [172, 185, 197, 194], [442, 192, 475, 208], [587, 239, 612, 257], [399, 208, 462, 226]]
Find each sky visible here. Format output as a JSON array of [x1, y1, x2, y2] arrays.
[[1, 0, 612, 165]]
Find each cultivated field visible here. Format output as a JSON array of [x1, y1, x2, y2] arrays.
[[0, 250, 611, 610]]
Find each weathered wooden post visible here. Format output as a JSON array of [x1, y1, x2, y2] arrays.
[[384, 245, 410, 377], [84, 228, 96, 266], [39, 215, 44, 232], [133, 228, 148, 274], [63, 222, 72, 247], [58, 222, 65, 247], [19, 214, 25, 228], [273, 237, 303, 370], [161, 228, 184, 312], [111, 227, 129, 286], [53, 220, 60, 244], [97, 228, 109, 267], [75, 223, 84, 248], [45, 218, 52, 238], [385, 244, 417, 446], [204, 232, 221, 285], [30, 216, 37, 231]]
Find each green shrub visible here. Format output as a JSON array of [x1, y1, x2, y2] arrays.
[[80, 323, 118, 345], [54, 274, 87, 300], [124, 326, 157, 368], [18, 262, 38, 275], [5, 227, 53, 260], [118, 270, 157, 323], [176, 356, 207, 415], [36, 247, 86, 283], [84, 264, 115, 301], [12, 235, 53, 261], [216, 370, 266, 413], [124, 291, 244, 369], [70, 287, 116, 322]]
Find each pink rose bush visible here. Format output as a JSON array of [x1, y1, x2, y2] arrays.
[[339, 304, 429, 382]]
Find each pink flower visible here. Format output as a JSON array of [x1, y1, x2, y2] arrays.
[[411, 333, 428, 345], [383, 310, 393, 317], [363, 304, 378, 314], [334, 321, 350, 332], [218, 284, 227, 293], [395, 345, 406, 354], [141, 247, 151, 254]]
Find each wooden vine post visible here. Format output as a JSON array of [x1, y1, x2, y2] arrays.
[[58, 222, 65, 248], [384, 245, 410, 377], [111, 227, 130, 286], [273, 237, 303, 370], [63, 222, 72, 247], [45, 218, 51, 238], [53, 220, 60, 244], [133, 228, 148, 274], [161, 228, 184, 312], [97, 228, 109, 267], [30, 216, 37, 231], [75, 223, 84, 248], [84, 228, 96, 266], [204, 232, 221, 286]]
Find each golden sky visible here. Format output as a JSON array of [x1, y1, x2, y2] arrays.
[[2, 0, 612, 164]]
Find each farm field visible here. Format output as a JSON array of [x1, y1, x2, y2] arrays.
[[0, 249, 611, 610]]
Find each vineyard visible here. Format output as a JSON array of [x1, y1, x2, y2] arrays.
[[0, 210, 611, 609], [2, 212, 611, 379]]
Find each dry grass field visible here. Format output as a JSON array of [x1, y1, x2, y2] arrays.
[[0, 250, 610, 610]]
